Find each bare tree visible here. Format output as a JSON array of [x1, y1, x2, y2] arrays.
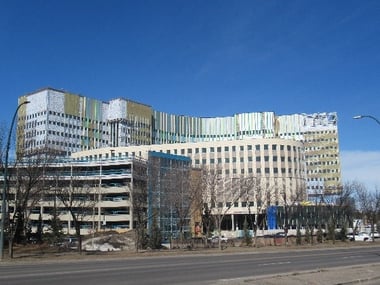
[[243, 177, 272, 246], [5, 148, 58, 258], [201, 166, 245, 250], [241, 176, 260, 246], [355, 182, 380, 241], [131, 159, 148, 251], [279, 177, 306, 245], [162, 165, 202, 248], [188, 168, 203, 239], [320, 182, 354, 243], [55, 165, 97, 254], [201, 165, 221, 246], [144, 153, 195, 249]]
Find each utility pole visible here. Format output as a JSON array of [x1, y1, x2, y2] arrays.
[[1, 101, 30, 260]]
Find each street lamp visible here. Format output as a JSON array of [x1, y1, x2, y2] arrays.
[[0, 100, 30, 260], [353, 115, 380, 125]]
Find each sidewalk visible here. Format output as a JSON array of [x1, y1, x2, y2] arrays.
[[216, 263, 380, 285]]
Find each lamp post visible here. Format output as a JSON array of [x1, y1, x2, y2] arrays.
[[353, 115, 380, 125], [0, 100, 30, 260]]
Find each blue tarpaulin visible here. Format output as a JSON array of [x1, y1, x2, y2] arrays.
[[267, 206, 277, 229]]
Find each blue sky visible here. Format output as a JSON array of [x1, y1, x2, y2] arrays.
[[1, 0, 380, 186]]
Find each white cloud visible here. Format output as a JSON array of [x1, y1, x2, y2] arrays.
[[340, 150, 380, 188]]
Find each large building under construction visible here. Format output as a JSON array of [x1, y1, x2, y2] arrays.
[[17, 87, 341, 197], [0, 87, 343, 238]]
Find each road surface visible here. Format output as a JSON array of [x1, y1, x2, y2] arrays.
[[0, 246, 379, 285]]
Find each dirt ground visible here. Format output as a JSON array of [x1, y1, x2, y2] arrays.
[[4, 234, 379, 261]]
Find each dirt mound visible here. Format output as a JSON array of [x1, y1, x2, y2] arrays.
[[82, 231, 136, 252]]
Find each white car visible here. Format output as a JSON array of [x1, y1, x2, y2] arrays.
[[368, 231, 380, 238], [208, 235, 228, 243], [347, 232, 370, 242]]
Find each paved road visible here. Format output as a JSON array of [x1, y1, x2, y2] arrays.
[[1, 246, 380, 285]]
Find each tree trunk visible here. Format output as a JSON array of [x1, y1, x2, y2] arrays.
[[8, 238, 13, 259]]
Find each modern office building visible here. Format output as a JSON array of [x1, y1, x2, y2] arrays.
[[17, 87, 341, 198], [72, 138, 306, 231], [4, 150, 198, 238], [3, 156, 139, 236], [146, 151, 195, 240]]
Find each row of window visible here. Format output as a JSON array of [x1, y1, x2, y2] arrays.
[[193, 167, 301, 175], [29, 207, 131, 216], [153, 129, 336, 141], [155, 129, 273, 139], [48, 111, 107, 125], [306, 176, 340, 182], [307, 161, 339, 167], [307, 168, 339, 174], [303, 130, 337, 135], [303, 137, 338, 143], [194, 155, 300, 164], [164, 144, 301, 156], [23, 139, 106, 151]]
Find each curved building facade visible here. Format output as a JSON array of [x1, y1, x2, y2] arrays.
[[72, 138, 306, 231], [152, 111, 276, 144]]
